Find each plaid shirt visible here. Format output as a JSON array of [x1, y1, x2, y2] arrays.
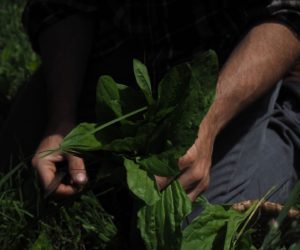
[[22, 0, 300, 81]]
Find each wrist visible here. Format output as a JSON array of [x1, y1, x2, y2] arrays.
[[46, 119, 76, 136], [198, 96, 232, 139], [198, 114, 218, 144], [195, 125, 215, 157]]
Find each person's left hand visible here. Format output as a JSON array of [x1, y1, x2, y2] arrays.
[[32, 133, 88, 197], [155, 137, 213, 201]]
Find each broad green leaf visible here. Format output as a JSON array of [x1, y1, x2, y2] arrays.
[[136, 51, 218, 159], [125, 158, 160, 206], [165, 51, 218, 149], [137, 180, 192, 250], [97, 75, 122, 119], [144, 113, 174, 154], [102, 135, 146, 153], [157, 50, 218, 111], [116, 83, 147, 116], [31, 230, 54, 250], [137, 148, 183, 176], [181, 203, 229, 250], [224, 208, 253, 250], [96, 79, 146, 125], [96, 79, 146, 139], [133, 59, 154, 104], [61, 107, 147, 152], [235, 229, 257, 250], [61, 123, 102, 152], [157, 63, 191, 109], [149, 106, 175, 123], [189, 50, 219, 91], [182, 197, 257, 250]]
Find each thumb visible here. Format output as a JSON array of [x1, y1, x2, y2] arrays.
[[178, 143, 198, 169], [67, 155, 88, 185], [155, 175, 174, 190]]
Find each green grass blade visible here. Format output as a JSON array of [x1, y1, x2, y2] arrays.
[[261, 182, 300, 249], [0, 161, 24, 189]]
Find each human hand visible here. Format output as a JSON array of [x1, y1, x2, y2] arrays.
[[156, 137, 212, 202], [32, 133, 88, 197]]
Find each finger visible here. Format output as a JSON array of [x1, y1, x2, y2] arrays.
[[178, 143, 198, 169], [55, 183, 79, 196], [36, 148, 64, 161], [155, 175, 174, 190], [35, 160, 57, 190], [49, 153, 64, 162], [178, 168, 199, 193], [44, 170, 83, 197], [67, 155, 88, 185], [44, 171, 67, 198], [187, 177, 210, 202]]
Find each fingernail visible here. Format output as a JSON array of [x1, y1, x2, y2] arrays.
[[75, 173, 87, 183]]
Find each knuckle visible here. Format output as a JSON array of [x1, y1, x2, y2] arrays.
[[202, 177, 210, 190], [191, 168, 204, 182], [155, 176, 170, 191], [202, 181, 209, 190]]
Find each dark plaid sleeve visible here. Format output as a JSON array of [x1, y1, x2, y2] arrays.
[[22, 0, 99, 53], [267, 0, 300, 36]]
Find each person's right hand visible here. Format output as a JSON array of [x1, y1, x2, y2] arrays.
[[31, 133, 88, 197]]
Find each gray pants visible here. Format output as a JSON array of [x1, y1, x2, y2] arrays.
[[83, 58, 300, 212], [188, 79, 300, 221]]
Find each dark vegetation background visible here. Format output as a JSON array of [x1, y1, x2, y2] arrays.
[[0, 0, 39, 126]]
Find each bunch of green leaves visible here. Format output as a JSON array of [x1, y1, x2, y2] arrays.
[[58, 50, 230, 249], [182, 197, 258, 250], [62, 50, 300, 250], [182, 187, 284, 250]]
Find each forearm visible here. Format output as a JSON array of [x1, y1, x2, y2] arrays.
[[198, 23, 300, 148], [38, 14, 94, 133]]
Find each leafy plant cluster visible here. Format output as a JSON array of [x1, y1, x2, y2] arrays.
[[54, 51, 297, 250], [58, 50, 300, 250], [58, 51, 218, 249]]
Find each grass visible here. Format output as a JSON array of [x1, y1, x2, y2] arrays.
[[0, 0, 40, 125], [0, 160, 120, 250]]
